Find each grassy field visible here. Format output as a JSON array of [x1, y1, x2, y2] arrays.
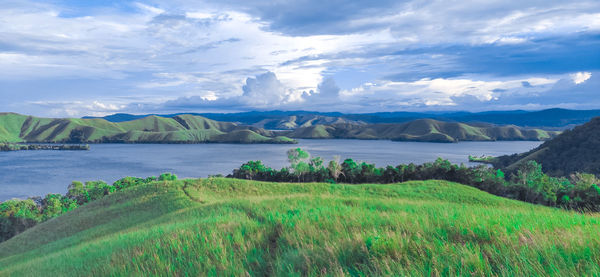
[[1, 178, 599, 276]]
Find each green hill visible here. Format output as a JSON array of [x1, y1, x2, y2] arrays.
[[252, 115, 365, 130], [0, 113, 295, 144], [284, 119, 559, 142], [491, 117, 600, 176], [1, 178, 599, 276]]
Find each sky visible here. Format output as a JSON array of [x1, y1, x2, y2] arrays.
[[0, 0, 599, 117]]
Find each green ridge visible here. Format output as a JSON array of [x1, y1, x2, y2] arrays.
[[285, 119, 559, 142], [0, 113, 296, 144]]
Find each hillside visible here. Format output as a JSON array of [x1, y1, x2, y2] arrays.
[[251, 114, 365, 130], [90, 108, 600, 129], [0, 113, 295, 144], [491, 117, 600, 176], [283, 119, 559, 142], [1, 178, 599, 275]]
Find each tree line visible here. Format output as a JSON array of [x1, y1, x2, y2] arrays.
[[230, 148, 600, 211]]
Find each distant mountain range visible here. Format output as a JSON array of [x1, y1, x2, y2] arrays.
[[86, 108, 600, 129], [0, 113, 295, 144], [490, 117, 600, 176], [0, 112, 561, 145], [280, 119, 559, 142]]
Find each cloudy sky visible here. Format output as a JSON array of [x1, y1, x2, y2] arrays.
[[1, 0, 599, 117]]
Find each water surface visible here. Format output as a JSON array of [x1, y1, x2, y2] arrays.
[[0, 139, 542, 201]]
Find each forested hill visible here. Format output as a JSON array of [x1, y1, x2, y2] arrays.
[[88, 108, 600, 129], [282, 119, 559, 142], [491, 117, 600, 176], [0, 113, 295, 144]]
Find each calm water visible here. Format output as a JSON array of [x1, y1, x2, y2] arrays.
[[0, 139, 542, 201]]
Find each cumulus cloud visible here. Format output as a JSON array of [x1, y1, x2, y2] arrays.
[[153, 71, 304, 112], [242, 72, 294, 106], [571, 72, 592, 84]]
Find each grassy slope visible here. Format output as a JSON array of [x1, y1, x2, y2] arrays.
[[1, 178, 599, 276], [0, 113, 294, 144], [286, 119, 558, 142], [0, 113, 29, 142]]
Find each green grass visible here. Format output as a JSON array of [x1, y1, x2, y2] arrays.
[[1, 178, 599, 276]]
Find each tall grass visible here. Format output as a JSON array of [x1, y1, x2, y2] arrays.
[[1, 178, 599, 276]]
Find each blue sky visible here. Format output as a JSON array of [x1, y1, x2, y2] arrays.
[[0, 0, 599, 117]]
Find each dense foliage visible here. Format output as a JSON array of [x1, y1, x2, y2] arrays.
[[231, 148, 600, 211], [0, 173, 177, 242]]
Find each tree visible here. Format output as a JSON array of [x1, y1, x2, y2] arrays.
[[383, 166, 400, 183], [511, 161, 562, 205], [42, 194, 63, 219], [341, 159, 359, 183], [159, 173, 178, 181], [287, 148, 310, 166], [85, 181, 113, 201], [68, 128, 85, 143], [234, 161, 272, 180], [113, 176, 146, 190], [327, 156, 342, 182], [66, 181, 85, 203]]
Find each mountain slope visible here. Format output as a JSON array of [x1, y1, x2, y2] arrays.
[[89, 108, 600, 129], [284, 119, 559, 142], [0, 113, 295, 144], [251, 114, 365, 130], [492, 117, 600, 176], [1, 178, 599, 276]]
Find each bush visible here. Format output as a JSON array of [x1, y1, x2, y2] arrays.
[[159, 173, 177, 181]]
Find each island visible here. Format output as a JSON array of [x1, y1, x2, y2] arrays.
[[0, 143, 89, 151]]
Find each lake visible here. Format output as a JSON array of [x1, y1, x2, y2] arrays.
[[0, 139, 542, 201]]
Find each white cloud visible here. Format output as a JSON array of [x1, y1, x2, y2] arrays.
[[1, 0, 599, 116], [241, 71, 298, 107], [339, 76, 558, 110], [28, 100, 127, 117], [571, 72, 592, 84]]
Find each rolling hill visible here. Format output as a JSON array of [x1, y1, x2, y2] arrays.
[[1, 178, 599, 275], [89, 108, 600, 129], [250, 114, 364, 130], [283, 119, 559, 142], [490, 117, 600, 176], [0, 113, 295, 144]]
